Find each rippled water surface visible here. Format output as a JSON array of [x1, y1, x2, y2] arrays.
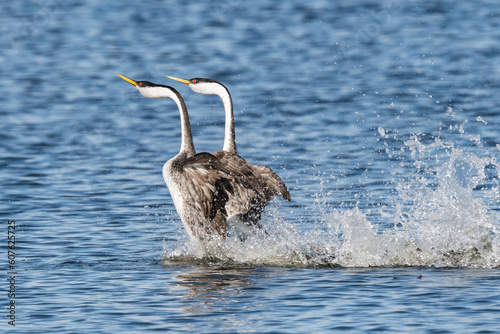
[[2, 0, 500, 332]]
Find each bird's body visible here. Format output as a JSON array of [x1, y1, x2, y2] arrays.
[[117, 74, 238, 241], [214, 150, 290, 226], [166, 76, 291, 235], [163, 151, 233, 239]]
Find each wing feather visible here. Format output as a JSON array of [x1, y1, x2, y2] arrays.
[[178, 152, 237, 235], [174, 150, 290, 234], [211, 150, 291, 227], [214, 151, 291, 201]]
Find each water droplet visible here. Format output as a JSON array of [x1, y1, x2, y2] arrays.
[[476, 116, 487, 124], [378, 127, 386, 137]]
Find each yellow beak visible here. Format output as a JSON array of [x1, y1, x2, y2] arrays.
[[117, 73, 138, 87], [166, 75, 191, 86]]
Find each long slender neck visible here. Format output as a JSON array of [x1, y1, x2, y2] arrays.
[[217, 84, 237, 154], [169, 90, 196, 155]]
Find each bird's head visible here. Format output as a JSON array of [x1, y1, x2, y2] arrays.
[[117, 73, 175, 99], [166, 76, 226, 96]]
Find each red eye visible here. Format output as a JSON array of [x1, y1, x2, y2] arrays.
[[192, 79, 197, 83], [139, 82, 142, 86]]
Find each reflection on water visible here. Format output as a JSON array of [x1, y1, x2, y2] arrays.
[[173, 266, 260, 314]]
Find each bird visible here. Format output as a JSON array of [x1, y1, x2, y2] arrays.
[[117, 73, 244, 242], [165, 75, 291, 236]]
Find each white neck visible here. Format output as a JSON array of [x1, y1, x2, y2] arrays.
[[191, 82, 237, 154], [174, 93, 196, 155], [219, 86, 236, 154], [139, 86, 195, 155]]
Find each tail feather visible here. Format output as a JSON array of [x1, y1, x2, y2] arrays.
[[254, 165, 291, 201]]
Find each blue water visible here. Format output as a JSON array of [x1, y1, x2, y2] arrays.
[[2, 0, 500, 332]]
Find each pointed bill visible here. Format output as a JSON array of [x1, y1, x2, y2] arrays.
[[166, 75, 192, 86], [117, 73, 138, 86]]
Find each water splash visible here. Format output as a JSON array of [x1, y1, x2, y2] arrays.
[[163, 135, 500, 268]]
